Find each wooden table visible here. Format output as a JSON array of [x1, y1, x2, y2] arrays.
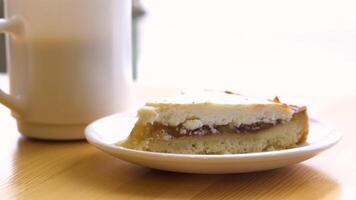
[[0, 75, 355, 200]]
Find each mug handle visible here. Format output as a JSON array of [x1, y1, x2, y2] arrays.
[[0, 17, 23, 114]]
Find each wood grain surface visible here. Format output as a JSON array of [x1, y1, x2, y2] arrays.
[[0, 75, 355, 200]]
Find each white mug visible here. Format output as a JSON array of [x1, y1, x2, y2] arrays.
[[0, 0, 132, 140]]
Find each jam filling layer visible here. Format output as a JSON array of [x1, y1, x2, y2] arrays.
[[150, 120, 282, 138]]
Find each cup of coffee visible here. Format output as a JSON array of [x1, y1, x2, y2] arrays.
[[0, 0, 132, 140]]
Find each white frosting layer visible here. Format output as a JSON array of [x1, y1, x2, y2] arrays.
[[137, 91, 294, 129]]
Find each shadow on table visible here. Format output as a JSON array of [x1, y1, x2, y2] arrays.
[[13, 138, 341, 199], [70, 152, 340, 199]]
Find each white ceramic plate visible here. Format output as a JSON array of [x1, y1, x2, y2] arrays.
[[85, 112, 341, 174]]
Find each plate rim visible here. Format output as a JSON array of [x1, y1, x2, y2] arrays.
[[85, 112, 342, 160]]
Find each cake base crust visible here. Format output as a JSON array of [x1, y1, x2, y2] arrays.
[[122, 111, 308, 154]]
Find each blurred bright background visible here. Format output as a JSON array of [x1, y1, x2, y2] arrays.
[[134, 0, 356, 95], [1, 0, 355, 95]]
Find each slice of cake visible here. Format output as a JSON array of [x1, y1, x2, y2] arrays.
[[122, 91, 308, 154]]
